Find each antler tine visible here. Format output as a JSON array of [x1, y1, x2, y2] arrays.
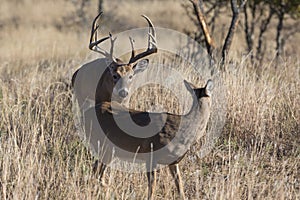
[[129, 37, 135, 59], [109, 32, 118, 61], [141, 15, 157, 50], [89, 12, 116, 61], [128, 15, 157, 64]]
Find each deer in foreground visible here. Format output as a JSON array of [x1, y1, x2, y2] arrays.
[[72, 12, 157, 110], [84, 79, 213, 200]]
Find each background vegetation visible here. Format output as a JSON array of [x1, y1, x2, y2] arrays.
[[0, 0, 299, 199]]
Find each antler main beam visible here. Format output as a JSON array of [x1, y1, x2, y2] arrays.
[[89, 12, 108, 52]]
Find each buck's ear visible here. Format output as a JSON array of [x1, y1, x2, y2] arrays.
[[205, 79, 213, 96], [133, 59, 149, 74]]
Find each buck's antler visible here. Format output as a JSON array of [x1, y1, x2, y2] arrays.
[[89, 13, 157, 64], [89, 12, 117, 63], [128, 15, 157, 64]]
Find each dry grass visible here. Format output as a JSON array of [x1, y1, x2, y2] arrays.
[[0, 0, 299, 199]]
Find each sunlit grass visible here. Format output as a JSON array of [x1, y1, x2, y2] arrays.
[[0, 0, 299, 199]]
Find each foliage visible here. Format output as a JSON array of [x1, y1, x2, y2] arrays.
[[267, 0, 300, 17], [184, 0, 299, 64]]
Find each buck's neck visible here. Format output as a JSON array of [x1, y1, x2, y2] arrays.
[[95, 68, 114, 105]]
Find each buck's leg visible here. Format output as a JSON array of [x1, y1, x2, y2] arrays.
[[93, 160, 107, 186], [169, 164, 186, 200], [146, 161, 157, 200]]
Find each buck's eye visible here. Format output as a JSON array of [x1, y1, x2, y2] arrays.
[[129, 75, 133, 79], [113, 75, 118, 80]]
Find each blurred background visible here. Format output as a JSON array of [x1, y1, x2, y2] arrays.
[[0, 0, 299, 64]]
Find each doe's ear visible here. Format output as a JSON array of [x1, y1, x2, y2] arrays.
[[133, 59, 149, 74], [183, 80, 194, 94], [205, 79, 214, 96]]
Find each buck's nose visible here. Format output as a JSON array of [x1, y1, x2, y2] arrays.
[[119, 89, 128, 98]]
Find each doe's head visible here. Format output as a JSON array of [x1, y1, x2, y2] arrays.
[[184, 79, 214, 99]]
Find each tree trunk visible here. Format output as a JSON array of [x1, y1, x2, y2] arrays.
[[190, 0, 215, 59], [256, 8, 273, 62], [98, 0, 104, 13], [276, 11, 284, 59], [243, 2, 253, 53], [221, 15, 239, 64], [244, 1, 260, 59], [221, 0, 247, 65]]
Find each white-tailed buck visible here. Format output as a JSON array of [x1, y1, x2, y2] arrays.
[[72, 12, 158, 198], [84, 79, 213, 200], [72, 12, 157, 110]]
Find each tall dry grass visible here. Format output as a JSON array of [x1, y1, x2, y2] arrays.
[[0, 0, 299, 199]]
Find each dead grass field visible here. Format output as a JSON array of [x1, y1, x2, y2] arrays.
[[0, 0, 299, 199]]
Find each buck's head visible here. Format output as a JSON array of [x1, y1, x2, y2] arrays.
[[107, 58, 150, 99], [90, 12, 157, 100]]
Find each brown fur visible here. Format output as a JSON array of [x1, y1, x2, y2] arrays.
[[90, 80, 213, 200]]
